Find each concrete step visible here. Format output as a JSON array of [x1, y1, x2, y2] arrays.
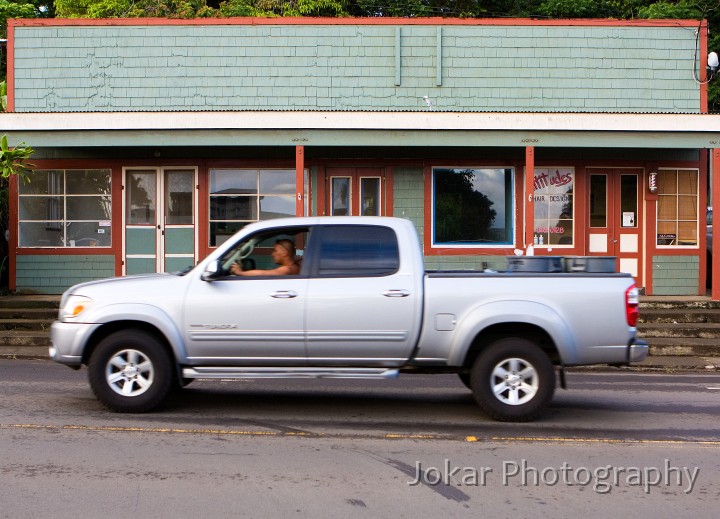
[[639, 299, 720, 310], [0, 308, 58, 320], [640, 337, 720, 357], [638, 308, 720, 324], [0, 319, 53, 331], [0, 296, 59, 309], [637, 322, 720, 339], [0, 330, 51, 347]]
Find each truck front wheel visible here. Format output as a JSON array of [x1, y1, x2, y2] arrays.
[[88, 330, 173, 413], [470, 338, 555, 422]]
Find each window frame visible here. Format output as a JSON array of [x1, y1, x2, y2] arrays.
[[430, 166, 516, 249], [532, 167, 575, 248], [208, 167, 308, 248], [306, 225, 401, 278], [17, 168, 113, 249], [656, 168, 700, 248]]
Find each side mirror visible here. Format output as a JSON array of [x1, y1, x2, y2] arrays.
[[201, 259, 222, 281]]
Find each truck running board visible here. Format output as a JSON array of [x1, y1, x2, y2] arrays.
[[182, 367, 400, 380]]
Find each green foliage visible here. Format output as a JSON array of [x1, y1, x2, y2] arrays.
[[218, 0, 268, 16], [637, 1, 702, 19], [0, 0, 37, 37], [55, 0, 219, 18], [537, 0, 605, 18], [0, 135, 34, 283], [0, 136, 34, 181], [1, 80, 7, 112]]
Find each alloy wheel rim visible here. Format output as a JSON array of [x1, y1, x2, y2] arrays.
[[106, 349, 155, 397], [489, 357, 539, 405]]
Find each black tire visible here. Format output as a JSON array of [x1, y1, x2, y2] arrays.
[[470, 337, 555, 422], [88, 329, 174, 413]]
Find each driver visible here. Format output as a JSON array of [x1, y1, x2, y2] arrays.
[[230, 239, 300, 276]]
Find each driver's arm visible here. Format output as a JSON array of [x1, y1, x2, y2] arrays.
[[231, 263, 294, 276]]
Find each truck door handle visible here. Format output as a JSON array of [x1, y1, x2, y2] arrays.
[[383, 289, 410, 297], [271, 291, 298, 299]]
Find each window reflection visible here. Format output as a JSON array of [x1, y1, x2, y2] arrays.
[[433, 168, 514, 246]]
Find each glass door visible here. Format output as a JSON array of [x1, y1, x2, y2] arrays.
[[124, 167, 197, 274], [327, 168, 385, 216], [586, 168, 643, 286]]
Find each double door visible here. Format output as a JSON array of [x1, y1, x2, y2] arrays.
[[586, 168, 643, 285], [326, 167, 386, 216], [124, 167, 197, 274]]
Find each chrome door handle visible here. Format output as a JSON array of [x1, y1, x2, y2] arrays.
[[383, 289, 410, 297], [271, 291, 298, 299]]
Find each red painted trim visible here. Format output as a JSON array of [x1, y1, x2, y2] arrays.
[[384, 167, 394, 217], [713, 149, 720, 301], [8, 17, 701, 28], [701, 20, 709, 113], [699, 149, 708, 293], [423, 164, 432, 255], [9, 174, 18, 292], [524, 147, 535, 250], [6, 23, 14, 112], [17, 248, 117, 256], [111, 165, 123, 275], [197, 161, 209, 259], [574, 166, 587, 254], [295, 146, 305, 216], [316, 165, 326, 216]]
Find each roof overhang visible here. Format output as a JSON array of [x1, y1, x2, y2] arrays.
[[3, 111, 720, 149]]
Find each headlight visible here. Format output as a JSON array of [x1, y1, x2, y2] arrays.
[[60, 295, 93, 321]]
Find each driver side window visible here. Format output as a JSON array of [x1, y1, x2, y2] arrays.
[[220, 227, 310, 277]]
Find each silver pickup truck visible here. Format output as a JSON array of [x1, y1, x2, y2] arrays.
[[50, 216, 647, 422]]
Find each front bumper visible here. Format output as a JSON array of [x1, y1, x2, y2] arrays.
[[49, 321, 101, 366]]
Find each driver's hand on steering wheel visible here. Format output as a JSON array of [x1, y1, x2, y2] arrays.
[[229, 262, 243, 275]]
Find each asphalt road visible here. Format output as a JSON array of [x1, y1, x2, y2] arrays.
[[1, 359, 719, 517]]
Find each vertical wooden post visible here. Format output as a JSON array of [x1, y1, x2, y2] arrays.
[[712, 149, 720, 300], [525, 146, 535, 249], [295, 145, 304, 216]]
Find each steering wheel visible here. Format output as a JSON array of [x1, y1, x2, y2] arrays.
[[221, 239, 256, 271], [238, 241, 254, 259]]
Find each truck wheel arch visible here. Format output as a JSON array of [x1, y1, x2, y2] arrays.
[[448, 300, 575, 368], [462, 322, 558, 370], [81, 320, 179, 367], [78, 303, 187, 368]]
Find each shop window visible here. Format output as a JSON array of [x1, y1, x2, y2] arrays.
[[533, 168, 574, 246], [18, 169, 112, 247], [657, 169, 699, 246], [432, 168, 514, 247], [209, 169, 299, 247]]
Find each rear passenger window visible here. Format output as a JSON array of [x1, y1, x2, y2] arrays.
[[317, 226, 399, 277]]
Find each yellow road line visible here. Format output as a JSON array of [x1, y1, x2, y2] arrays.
[[2, 423, 720, 446]]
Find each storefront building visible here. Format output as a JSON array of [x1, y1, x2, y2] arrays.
[[3, 17, 720, 296]]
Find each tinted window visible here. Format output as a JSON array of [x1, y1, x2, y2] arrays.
[[317, 226, 399, 277]]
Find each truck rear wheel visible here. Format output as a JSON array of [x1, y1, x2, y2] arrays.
[[470, 338, 555, 422], [88, 330, 173, 413]]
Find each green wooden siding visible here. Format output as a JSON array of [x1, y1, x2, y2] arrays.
[[16, 255, 115, 294], [12, 23, 700, 114], [652, 255, 700, 295]]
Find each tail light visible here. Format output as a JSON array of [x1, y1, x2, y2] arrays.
[[625, 284, 639, 327]]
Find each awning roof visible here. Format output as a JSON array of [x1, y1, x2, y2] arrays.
[[3, 111, 720, 149]]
